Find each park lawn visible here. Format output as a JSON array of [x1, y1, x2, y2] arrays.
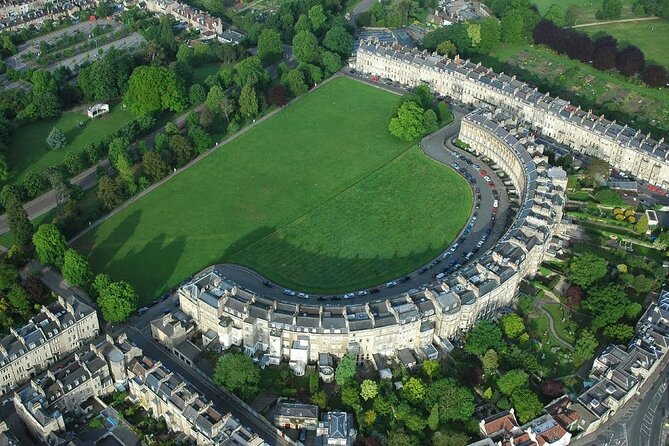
[[543, 303, 576, 344], [75, 77, 472, 302], [581, 20, 669, 67], [192, 63, 231, 84], [6, 103, 133, 184], [531, 0, 638, 23], [490, 44, 669, 133]]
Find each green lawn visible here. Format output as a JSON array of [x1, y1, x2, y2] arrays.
[[489, 44, 669, 133], [192, 63, 229, 84], [7, 103, 133, 184], [582, 20, 669, 67], [76, 77, 472, 302], [532, 0, 638, 23], [543, 303, 576, 344]]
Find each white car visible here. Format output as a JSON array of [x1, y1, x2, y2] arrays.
[[477, 240, 484, 247], [344, 293, 355, 299], [483, 175, 491, 182], [357, 290, 369, 296], [386, 281, 397, 288], [282, 289, 296, 296], [493, 199, 499, 208], [298, 292, 310, 299]]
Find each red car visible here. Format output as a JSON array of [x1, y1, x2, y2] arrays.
[[480, 170, 488, 176], [488, 181, 495, 188]]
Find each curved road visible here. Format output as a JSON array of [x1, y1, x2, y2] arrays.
[[209, 103, 514, 306]]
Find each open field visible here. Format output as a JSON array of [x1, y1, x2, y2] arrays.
[[582, 20, 669, 67], [75, 77, 472, 301], [488, 44, 669, 133], [6, 103, 133, 184], [532, 0, 638, 24]]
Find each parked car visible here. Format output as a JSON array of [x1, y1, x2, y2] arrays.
[[343, 293, 355, 299], [400, 276, 411, 283], [282, 289, 296, 296], [370, 288, 380, 294], [298, 292, 310, 299], [493, 199, 499, 208], [357, 290, 369, 296], [483, 175, 491, 182], [262, 280, 273, 288], [480, 170, 488, 176], [386, 281, 397, 288], [137, 307, 149, 315]]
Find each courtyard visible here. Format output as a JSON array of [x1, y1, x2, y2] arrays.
[[75, 76, 472, 301]]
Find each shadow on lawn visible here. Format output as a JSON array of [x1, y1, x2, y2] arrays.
[[106, 233, 186, 302], [221, 225, 451, 293], [87, 210, 142, 271]]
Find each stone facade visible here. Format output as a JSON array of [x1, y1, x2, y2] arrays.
[[177, 109, 566, 363], [353, 41, 669, 188], [127, 355, 264, 446], [144, 0, 223, 35], [0, 295, 99, 396]]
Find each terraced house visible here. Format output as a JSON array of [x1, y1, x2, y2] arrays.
[[176, 109, 568, 366], [0, 295, 99, 396], [353, 41, 669, 188]]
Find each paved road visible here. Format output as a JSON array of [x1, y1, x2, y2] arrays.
[[208, 102, 513, 305], [572, 355, 669, 446]]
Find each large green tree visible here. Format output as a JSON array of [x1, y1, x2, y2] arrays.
[[496, 369, 528, 396], [323, 25, 353, 56], [501, 9, 525, 44], [96, 278, 138, 323], [213, 353, 261, 400], [582, 285, 636, 329], [257, 29, 283, 65], [32, 223, 67, 267], [512, 389, 543, 423], [569, 253, 607, 289], [402, 377, 426, 404], [335, 353, 356, 385], [573, 330, 598, 364], [1, 185, 33, 250], [360, 379, 378, 401], [424, 378, 475, 422], [142, 150, 170, 182], [62, 249, 92, 287], [500, 313, 525, 339], [464, 320, 504, 356], [239, 83, 259, 119], [125, 65, 187, 115], [388, 101, 426, 141], [292, 31, 320, 64]]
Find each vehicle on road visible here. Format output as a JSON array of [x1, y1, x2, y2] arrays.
[[370, 288, 380, 294], [137, 307, 149, 315], [474, 164, 480, 170], [262, 280, 273, 287], [480, 170, 487, 176], [488, 181, 495, 188], [357, 290, 368, 296], [451, 162, 459, 168], [343, 293, 355, 299], [483, 175, 491, 181], [400, 276, 411, 283], [386, 281, 397, 288], [282, 289, 296, 296], [298, 292, 309, 299], [493, 199, 499, 208]]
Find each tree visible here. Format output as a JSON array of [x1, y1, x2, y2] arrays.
[[582, 285, 637, 329], [257, 29, 283, 65], [323, 25, 354, 56], [501, 313, 525, 339], [643, 64, 668, 87], [341, 384, 361, 411], [213, 353, 260, 400], [293, 31, 320, 64], [422, 359, 440, 381], [63, 152, 84, 176], [501, 9, 525, 44], [544, 4, 564, 26], [267, 84, 289, 106], [427, 404, 440, 430], [125, 65, 187, 115], [188, 124, 212, 154], [436, 40, 457, 56], [308, 5, 327, 33], [46, 127, 67, 150], [234, 56, 270, 88], [239, 83, 259, 119], [321, 51, 341, 75], [309, 372, 319, 394], [142, 150, 170, 182], [424, 378, 475, 422], [569, 253, 607, 288], [402, 377, 426, 404], [466, 22, 481, 47], [62, 249, 92, 287], [311, 390, 328, 408], [335, 353, 356, 385], [1, 186, 33, 250], [477, 17, 501, 54], [32, 223, 67, 267], [282, 69, 309, 96], [169, 134, 194, 167], [497, 369, 528, 396], [654, 231, 669, 250], [512, 389, 543, 423], [615, 45, 645, 77], [362, 410, 377, 427], [481, 349, 498, 375], [387, 429, 420, 446], [360, 379, 378, 401], [564, 4, 582, 26], [599, 0, 623, 19], [573, 330, 598, 364], [21, 70, 60, 119], [464, 320, 504, 356], [0, 260, 18, 292], [189, 83, 207, 106], [592, 36, 618, 70], [7, 284, 30, 315], [603, 323, 635, 343], [423, 109, 438, 134], [97, 175, 125, 210], [97, 279, 138, 323], [635, 213, 649, 235], [388, 101, 426, 141]]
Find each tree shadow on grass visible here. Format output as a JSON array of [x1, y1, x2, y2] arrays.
[[218, 227, 455, 293], [105, 233, 187, 304], [85, 210, 142, 272]]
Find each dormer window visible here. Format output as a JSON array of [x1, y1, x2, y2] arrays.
[[18, 349, 24, 355]]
